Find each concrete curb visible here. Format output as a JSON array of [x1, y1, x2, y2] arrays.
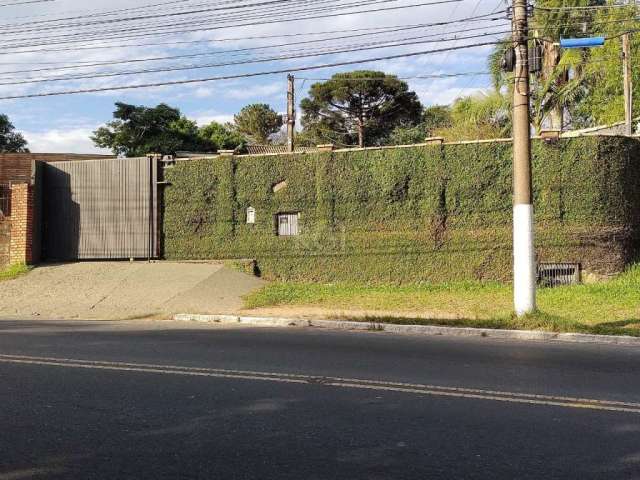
[[173, 314, 640, 346]]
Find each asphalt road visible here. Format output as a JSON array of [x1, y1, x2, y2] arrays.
[[1, 320, 640, 479]]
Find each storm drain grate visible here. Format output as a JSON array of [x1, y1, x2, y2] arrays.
[[537, 263, 581, 287]]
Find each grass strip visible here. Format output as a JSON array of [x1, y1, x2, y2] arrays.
[[0, 263, 31, 282], [244, 265, 640, 336]]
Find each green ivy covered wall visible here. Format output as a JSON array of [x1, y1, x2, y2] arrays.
[[163, 136, 640, 283]]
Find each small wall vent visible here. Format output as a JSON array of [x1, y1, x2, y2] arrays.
[[537, 263, 581, 287]]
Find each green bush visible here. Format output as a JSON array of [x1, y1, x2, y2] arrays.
[[163, 137, 640, 282]]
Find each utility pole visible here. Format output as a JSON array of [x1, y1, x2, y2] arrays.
[[622, 32, 633, 135], [512, 0, 536, 315], [287, 74, 295, 152]]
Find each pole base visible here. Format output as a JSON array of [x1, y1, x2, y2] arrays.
[[513, 204, 536, 315]]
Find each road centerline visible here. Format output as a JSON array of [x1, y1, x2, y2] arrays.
[[0, 353, 638, 414]]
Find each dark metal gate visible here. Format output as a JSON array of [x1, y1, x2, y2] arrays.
[[42, 157, 158, 260]]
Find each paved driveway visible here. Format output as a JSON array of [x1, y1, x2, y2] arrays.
[[0, 262, 264, 320]]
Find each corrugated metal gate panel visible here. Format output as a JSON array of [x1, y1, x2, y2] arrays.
[[43, 157, 158, 260]]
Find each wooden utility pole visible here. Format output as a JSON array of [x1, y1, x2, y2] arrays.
[[512, 0, 536, 315], [622, 33, 633, 135], [287, 74, 295, 152]]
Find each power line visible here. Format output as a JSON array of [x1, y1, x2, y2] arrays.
[[531, 17, 640, 30], [0, 0, 380, 39], [0, 0, 389, 46], [0, 0, 451, 40], [0, 0, 237, 25], [0, 39, 505, 100], [0, 0, 54, 6], [297, 71, 491, 81], [443, 0, 487, 100], [0, 0, 466, 48], [2, 0, 459, 50], [0, 11, 506, 56], [0, 29, 511, 85], [0, 2, 508, 102], [0, 0, 210, 26], [0, 22, 508, 77], [534, 3, 639, 11], [0, 0, 373, 35]]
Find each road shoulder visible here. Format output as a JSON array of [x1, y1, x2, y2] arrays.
[[173, 313, 640, 346]]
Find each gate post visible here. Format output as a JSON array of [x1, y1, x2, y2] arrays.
[[9, 183, 38, 265]]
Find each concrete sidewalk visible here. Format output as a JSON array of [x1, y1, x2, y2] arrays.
[[0, 261, 264, 320]]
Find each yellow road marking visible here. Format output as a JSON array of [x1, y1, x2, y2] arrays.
[[0, 353, 638, 414]]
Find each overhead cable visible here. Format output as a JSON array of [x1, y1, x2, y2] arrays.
[[0, 39, 504, 100]]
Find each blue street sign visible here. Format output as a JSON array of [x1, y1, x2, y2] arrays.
[[560, 37, 606, 48]]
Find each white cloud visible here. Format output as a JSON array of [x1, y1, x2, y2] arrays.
[[194, 87, 216, 98], [23, 128, 109, 154], [190, 81, 283, 101], [226, 81, 282, 100], [418, 86, 490, 105]]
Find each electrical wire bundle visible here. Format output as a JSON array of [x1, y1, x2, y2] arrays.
[[0, 0, 511, 99]]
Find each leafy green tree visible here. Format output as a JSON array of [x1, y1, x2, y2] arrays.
[[92, 102, 210, 157], [569, 5, 639, 128], [435, 91, 510, 141], [168, 117, 212, 153], [198, 121, 247, 152], [233, 103, 282, 144], [387, 124, 429, 145], [527, 1, 592, 131], [388, 105, 453, 145], [0, 114, 28, 153], [300, 70, 422, 147], [488, 39, 513, 93], [574, 37, 640, 127], [487, 0, 635, 132], [422, 105, 452, 135], [293, 128, 322, 148]]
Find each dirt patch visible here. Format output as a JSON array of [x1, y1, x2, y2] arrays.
[[0, 261, 265, 320]]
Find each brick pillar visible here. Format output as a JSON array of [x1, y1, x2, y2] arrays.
[[9, 183, 35, 265]]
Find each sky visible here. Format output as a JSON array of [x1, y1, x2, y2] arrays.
[[0, 0, 509, 153]]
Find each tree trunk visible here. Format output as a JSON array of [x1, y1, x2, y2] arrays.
[[357, 119, 364, 148], [543, 41, 564, 131]]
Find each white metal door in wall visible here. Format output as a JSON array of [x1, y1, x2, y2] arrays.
[[277, 213, 299, 236]]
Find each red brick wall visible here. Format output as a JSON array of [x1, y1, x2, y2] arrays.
[[0, 153, 115, 184], [9, 183, 36, 265]]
